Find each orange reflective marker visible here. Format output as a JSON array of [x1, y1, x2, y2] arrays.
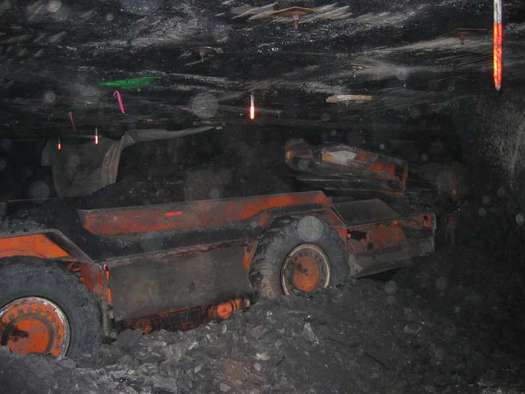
[[249, 93, 255, 120], [208, 299, 244, 321], [493, 0, 503, 91], [94, 128, 99, 145], [57, 137, 62, 151]]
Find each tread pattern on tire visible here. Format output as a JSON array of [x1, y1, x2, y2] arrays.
[[0, 257, 103, 358], [249, 216, 349, 299]]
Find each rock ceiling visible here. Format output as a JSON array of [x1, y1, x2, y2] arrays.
[[0, 0, 524, 138]]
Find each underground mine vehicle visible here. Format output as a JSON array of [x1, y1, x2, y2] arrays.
[[0, 191, 435, 358]]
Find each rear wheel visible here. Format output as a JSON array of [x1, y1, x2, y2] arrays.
[[281, 244, 331, 295], [250, 216, 349, 299], [0, 258, 103, 359]]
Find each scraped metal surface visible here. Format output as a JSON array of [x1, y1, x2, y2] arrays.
[[108, 243, 251, 321], [335, 199, 400, 226]]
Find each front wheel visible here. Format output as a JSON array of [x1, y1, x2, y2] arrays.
[[0, 258, 103, 359], [250, 216, 349, 299]]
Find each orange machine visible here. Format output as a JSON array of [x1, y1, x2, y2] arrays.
[[0, 191, 434, 358], [285, 140, 409, 198]]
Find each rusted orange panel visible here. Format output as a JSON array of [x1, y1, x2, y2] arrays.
[[125, 298, 249, 334], [366, 223, 407, 249], [242, 242, 258, 272], [79, 192, 331, 236], [369, 161, 396, 178], [322, 148, 408, 191], [400, 213, 435, 232], [67, 262, 110, 303], [0, 234, 70, 260]]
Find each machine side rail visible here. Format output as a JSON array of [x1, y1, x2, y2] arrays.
[[78, 191, 332, 237], [0, 229, 94, 264]]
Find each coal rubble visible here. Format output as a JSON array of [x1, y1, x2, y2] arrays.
[[1, 0, 525, 392], [0, 273, 523, 394]]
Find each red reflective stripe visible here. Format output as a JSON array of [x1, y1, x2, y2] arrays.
[[493, 0, 503, 91], [165, 211, 183, 218], [493, 22, 503, 91]]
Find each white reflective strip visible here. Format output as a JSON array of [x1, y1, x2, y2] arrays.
[[494, 0, 502, 23], [250, 93, 255, 120]]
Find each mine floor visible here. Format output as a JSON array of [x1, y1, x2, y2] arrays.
[[1, 245, 523, 394]]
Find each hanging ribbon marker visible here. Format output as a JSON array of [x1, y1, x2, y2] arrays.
[[249, 93, 255, 120], [113, 90, 126, 114], [68, 111, 76, 132], [493, 0, 503, 91]]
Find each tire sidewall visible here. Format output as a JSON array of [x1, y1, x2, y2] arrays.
[[0, 258, 102, 358], [251, 217, 348, 299]]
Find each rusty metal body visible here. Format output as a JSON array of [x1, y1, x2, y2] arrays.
[[285, 140, 408, 198], [0, 191, 434, 344]]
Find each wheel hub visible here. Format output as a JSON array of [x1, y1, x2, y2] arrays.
[[0, 297, 70, 358], [281, 244, 330, 295]]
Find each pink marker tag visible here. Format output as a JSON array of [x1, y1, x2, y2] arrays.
[[113, 90, 126, 114], [68, 111, 76, 132]]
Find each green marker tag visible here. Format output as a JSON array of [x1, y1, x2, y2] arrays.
[[98, 76, 159, 90]]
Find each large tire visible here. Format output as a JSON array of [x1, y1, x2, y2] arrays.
[[0, 257, 103, 358], [249, 216, 349, 299]]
